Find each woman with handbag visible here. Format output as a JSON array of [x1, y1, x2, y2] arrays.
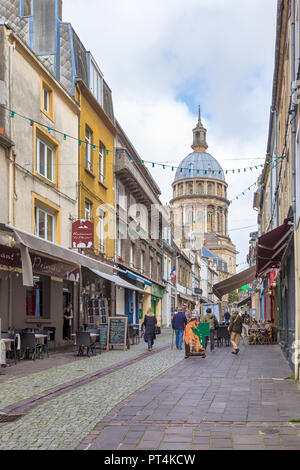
[[228, 310, 243, 355]]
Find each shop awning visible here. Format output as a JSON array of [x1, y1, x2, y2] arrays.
[[256, 221, 293, 277], [238, 296, 251, 307], [88, 268, 145, 293], [0, 224, 119, 286], [213, 266, 256, 300], [125, 270, 152, 287], [178, 292, 195, 303]]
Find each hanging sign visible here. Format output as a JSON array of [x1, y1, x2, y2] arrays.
[[72, 220, 94, 249]]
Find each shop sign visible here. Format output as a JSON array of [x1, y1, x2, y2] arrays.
[[151, 283, 163, 298], [0, 245, 80, 281], [194, 288, 203, 296], [72, 220, 94, 249]]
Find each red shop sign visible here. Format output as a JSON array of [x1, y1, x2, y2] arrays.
[[72, 220, 94, 249]]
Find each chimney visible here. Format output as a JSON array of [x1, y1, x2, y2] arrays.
[[32, 0, 61, 55]]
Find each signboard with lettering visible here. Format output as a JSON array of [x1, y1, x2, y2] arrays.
[[72, 220, 94, 249], [0, 245, 80, 281], [97, 324, 108, 350], [108, 316, 128, 351]]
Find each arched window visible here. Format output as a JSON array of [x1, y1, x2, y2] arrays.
[[179, 184, 183, 196], [188, 184, 193, 195], [198, 184, 203, 195], [207, 206, 215, 233], [217, 209, 223, 234]]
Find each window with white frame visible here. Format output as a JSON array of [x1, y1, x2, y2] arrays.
[[85, 200, 92, 220], [34, 206, 55, 242], [117, 182, 127, 210], [130, 244, 134, 268], [150, 257, 153, 278], [85, 126, 93, 171], [36, 137, 54, 182], [140, 252, 144, 274], [42, 85, 51, 114], [90, 58, 103, 105], [99, 142, 105, 183], [99, 214, 104, 252]]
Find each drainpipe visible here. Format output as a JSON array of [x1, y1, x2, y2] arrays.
[[291, 0, 299, 380]]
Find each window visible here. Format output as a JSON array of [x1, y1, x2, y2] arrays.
[[117, 182, 127, 210], [85, 200, 92, 220], [85, 126, 93, 171], [198, 184, 203, 195], [130, 244, 134, 268], [99, 215, 104, 252], [35, 206, 55, 242], [36, 137, 54, 182], [90, 58, 103, 105], [117, 238, 122, 258], [150, 258, 153, 278], [40, 79, 54, 120], [207, 184, 212, 195], [99, 142, 105, 183], [140, 252, 144, 274], [43, 85, 51, 113], [189, 184, 193, 195], [26, 276, 45, 317]]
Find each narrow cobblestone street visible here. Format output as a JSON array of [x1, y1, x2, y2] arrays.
[[1, 330, 300, 450]]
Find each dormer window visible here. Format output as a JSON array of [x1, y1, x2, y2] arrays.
[[90, 57, 103, 106]]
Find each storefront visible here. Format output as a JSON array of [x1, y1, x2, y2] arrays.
[[0, 243, 80, 345], [0, 224, 122, 347]]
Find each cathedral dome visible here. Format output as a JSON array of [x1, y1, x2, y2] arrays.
[[174, 152, 225, 182], [174, 106, 226, 183]]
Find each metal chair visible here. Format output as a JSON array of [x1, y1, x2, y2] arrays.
[[19, 332, 42, 361], [1, 332, 17, 364], [75, 332, 95, 357]]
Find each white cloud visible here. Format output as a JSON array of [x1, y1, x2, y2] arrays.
[[63, 0, 277, 264]]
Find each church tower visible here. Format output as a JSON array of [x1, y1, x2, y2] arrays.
[[170, 108, 237, 276]]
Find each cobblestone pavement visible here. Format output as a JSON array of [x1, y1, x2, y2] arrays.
[[0, 332, 183, 450], [0, 330, 172, 410], [84, 344, 300, 451], [1, 333, 300, 450]]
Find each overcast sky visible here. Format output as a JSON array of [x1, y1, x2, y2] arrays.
[[63, 0, 277, 266]]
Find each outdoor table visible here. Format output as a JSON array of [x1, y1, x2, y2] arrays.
[[0, 338, 14, 350]]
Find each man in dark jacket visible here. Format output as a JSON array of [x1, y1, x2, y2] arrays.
[[228, 310, 243, 355], [172, 310, 187, 350]]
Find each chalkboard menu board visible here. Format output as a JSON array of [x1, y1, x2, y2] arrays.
[[108, 317, 128, 351], [97, 324, 108, 350]]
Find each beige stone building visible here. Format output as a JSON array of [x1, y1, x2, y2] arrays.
[[0, 24, 80, 342]]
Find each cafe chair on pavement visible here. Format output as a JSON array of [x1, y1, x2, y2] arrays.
[[75, 332, 96, 357], [20, 332, 42, 361]]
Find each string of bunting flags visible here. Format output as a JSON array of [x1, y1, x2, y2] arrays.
[[2, 104, 285, 176]]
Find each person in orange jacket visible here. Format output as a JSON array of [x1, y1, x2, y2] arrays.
[[184, 313, 206, 359]]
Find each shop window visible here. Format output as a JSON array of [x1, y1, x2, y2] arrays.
[[26, 276, 45, 317], [36, 136, 54, 182], [35, 206, 55, 242]]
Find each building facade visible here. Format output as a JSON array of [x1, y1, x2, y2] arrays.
[[0, 23, 80, 342]]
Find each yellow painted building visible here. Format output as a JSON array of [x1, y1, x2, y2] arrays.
[[75, 79, 117, 260]]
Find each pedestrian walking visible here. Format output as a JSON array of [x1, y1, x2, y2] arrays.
[[224, 310, 231, 326], [63, 302, 73, 340], [171, 309, 187, 350], [142, 308, 157, 352], [228, 310, 243, 355], [204, 308, 219, 351]]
